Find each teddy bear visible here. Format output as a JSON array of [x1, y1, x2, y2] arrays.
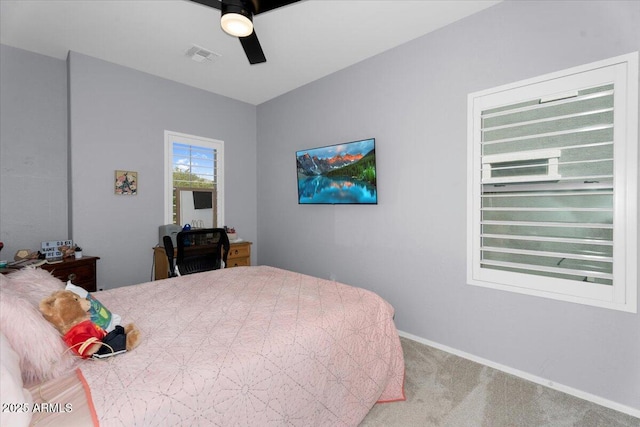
[[39, 290, 140, 359]]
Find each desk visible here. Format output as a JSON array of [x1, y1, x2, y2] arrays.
[[153, 241, 251, 280]]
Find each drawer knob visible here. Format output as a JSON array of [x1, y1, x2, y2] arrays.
[[68, 273, 77, 281]]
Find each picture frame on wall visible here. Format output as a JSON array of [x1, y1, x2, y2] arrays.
[[115, 170, 137, 195]]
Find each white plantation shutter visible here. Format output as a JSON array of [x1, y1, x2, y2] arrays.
[[467, 53, 638, 312], [481, 84, 615, 284]]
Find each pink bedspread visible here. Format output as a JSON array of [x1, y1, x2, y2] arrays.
[[79, 266, 404, 426]]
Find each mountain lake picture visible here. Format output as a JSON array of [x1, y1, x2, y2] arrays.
[[296, 138, 377, 204]]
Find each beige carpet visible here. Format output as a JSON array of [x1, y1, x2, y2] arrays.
[[361, 337, 639, 427]]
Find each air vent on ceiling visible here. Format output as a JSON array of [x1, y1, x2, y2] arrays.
[[185, 44, 220, 63]]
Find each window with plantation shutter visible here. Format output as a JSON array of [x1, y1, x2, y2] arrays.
[[467, 53, 638, 312]]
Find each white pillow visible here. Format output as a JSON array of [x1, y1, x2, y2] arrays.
[[0, 331, 33, 427]]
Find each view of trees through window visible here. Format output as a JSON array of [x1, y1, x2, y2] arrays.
[[171, 142, 217, 224]]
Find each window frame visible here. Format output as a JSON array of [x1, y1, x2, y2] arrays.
[[467, 52, 638, 313], [164, 130, 224, 228]]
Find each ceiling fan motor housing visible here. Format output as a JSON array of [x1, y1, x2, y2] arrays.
[[221, 0, 254, 21]]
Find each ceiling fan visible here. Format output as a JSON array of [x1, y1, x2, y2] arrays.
[[189, 0, 301, 65]]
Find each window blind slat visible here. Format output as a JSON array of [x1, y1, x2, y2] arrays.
[[481, 246, 613, 262], [481, 124, 613, 146], [481, 233, 613, 246], [482, 107, 613, 132], [479, 260, 614, 280], [482, 207, 612, 212], [482, 189, 613, 197], [481, 220, 613, 229]]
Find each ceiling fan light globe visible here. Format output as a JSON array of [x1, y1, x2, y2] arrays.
[[221, 13, 253, 37]]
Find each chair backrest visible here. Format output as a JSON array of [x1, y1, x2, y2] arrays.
[[175, 228, 230, 276], [162, 235, 176, 278]]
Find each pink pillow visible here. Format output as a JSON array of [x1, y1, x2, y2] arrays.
[[0, 272, 77, 386], [5, 267, 65, 305]]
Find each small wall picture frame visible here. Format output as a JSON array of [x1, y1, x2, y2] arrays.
[[115, 170, 138, 195]]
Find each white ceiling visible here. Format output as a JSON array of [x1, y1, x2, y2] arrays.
[[0, 0, 501, 105]]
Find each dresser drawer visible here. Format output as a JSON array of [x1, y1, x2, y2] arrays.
[[228, 244, 250, 260], [41, 256, 99, 292], [49, 263, 94, 284], [227, 257, 250, 268]]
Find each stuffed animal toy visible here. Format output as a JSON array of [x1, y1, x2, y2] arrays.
[[57, 245, 76, 259], [39, 290, 140, 358]]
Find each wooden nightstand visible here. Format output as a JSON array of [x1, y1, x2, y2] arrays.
[[153, 241, 251, 280], [226, 241, 251, 268], [41, 256, 100, 292]]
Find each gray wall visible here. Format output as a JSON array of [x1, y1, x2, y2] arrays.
[[1, 47, 257, 287], [0, 44, 68, 259], [68, 52, 257, 288], [257, 0, 640, 411]]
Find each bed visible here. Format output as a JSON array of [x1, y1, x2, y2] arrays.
[[0, 265, 405, 426]]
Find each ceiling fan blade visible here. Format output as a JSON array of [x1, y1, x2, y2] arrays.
[[250, 0, 300, 15], [189, 0, 222, 10], [239, 31, 266, 64]]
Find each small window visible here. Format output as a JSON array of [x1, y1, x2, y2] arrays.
[[467, 53, 638, 312], [164, 131, 224, 228]]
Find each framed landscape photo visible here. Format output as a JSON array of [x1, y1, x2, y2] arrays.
[[296, 138, 377, 204], [115, 170, 137, 195]]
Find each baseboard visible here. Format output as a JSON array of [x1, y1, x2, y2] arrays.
[[397, 330, 640, 419]]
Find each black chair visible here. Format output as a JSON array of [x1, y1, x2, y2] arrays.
[[173, 228, 230, 276], [162, 235, 177, 278]]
